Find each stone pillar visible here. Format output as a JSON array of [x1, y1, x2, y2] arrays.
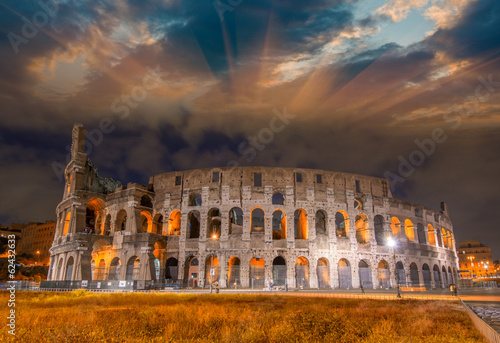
[[219, 253, 227, 288], [309, 259, 318, 288], [418, 269, 424, 287], [331, 261, 339, 289], [372, 266, 379, 289]]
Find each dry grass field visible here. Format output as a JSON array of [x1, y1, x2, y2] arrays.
[[0, 291, 486, 343]]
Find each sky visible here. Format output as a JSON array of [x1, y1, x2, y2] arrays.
[[0, 0, 499, 259]]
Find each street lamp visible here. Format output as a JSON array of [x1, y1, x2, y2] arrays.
[[387, 238, 401, 298], [36, 250, 40, 266], [209, 233, 217, 293]]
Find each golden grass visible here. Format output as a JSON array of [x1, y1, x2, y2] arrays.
[[0, 291, 487, 343]]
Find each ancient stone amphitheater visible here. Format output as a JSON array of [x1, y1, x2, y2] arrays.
[[48, 124, 459, 290]]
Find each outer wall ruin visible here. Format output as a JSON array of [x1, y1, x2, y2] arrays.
[[48, 124, 459, 289]]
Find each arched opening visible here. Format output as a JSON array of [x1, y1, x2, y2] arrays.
[[390, 217, 401, 237], [167, 210, 181, 236], [436, 229, 443, 247], [355, 214, 369, 244], [86, 198, 105, 234], [448, 266, 453, 285], [65, 256, 74, 281], [441, 266, 450, 288], [126, 257, 140, 280], [359, 260, 373, 288], [272, 193, 285, 205], [374, 215, 385, 245], [187, 211, 200, 239], [152, 240, 166, 280], [115, 210, 127, 232], [404, 219, 415, 242], [410, 262, 419, 286], [338, 259, 352, 289], [251, 208, 265, 233], [442, 228, 448, 248], [317, 258, 330, 288], [295, 257, 309, 288], [250, 257, 265, 288], [104, 214, 111, 235], [272, 210, 287, 240], [294, 209, 308, 239], [207, 208, 221, 239], [335, 211, 348, 238], [153, 214, 164, 235], [396, 261, 405, 287], [272, 256, 287, 286], [205, 255, 220, 287], [140, 211, 153, 233], [140, 195, 153, 208], [165, 257, 179, 284], [184, 257, 199, 288], [377, 260, 390, 289], [422, 264, 431, 288], [108, 257, 121, 280], [354, 199, 363, 210], [417, 223, 426, 244], [95, 259, 106, 280], [228, 207, 243, 235], [62, 212, 71, 236], [433, 265, 442, 288], [427, 224, 436, 246], [228, 256, 241, 287], [315, 210, 327, 235], [189, 193, 202, 206]]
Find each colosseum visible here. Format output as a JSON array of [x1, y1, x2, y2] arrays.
[[46, 124, 459, 290]]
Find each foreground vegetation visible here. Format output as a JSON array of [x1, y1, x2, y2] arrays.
[[0, 291, 486, 343]]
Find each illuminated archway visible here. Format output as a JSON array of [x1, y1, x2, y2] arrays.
[[272, 210, 286, 240], [294, 209, 308, 239], [167, 210, 181, 236]]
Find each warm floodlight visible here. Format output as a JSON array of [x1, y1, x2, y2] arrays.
[[387, 238, 395, 247], [212, 234, 217, 240]]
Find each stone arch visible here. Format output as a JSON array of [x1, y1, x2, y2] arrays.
[[95, 259, 106, 280], [427, 224, 436, 246], [404, 219, 415, 242], [165, 257, 178, 283], [396, 261, 405, 287], [295, 256, 309, 288], [358, 260, 373, 288], [315, 210, 327, 235], [390, 217, 401, 237], [229, 207, 243, 235], [335, 211, 349, 237], [153, 240, 166, 280], [126, 256, 140, 280], [189, 193, 202, 206], [272, 256, 287, 286], [374, 214, 385, 245], [228, 256, 241, 287], [140, 210, 153, 233], [184, 256, 199, 288], [167, 210, 181, 236], [417, 223, 426, 244], [187, 210, 200, 239], [433, 264, 442, 288], [108, 257, 121, 280], [250, 257, 265, 288], [338, 258, 352, 289], [448, 266, 453, 284], [410, 262, 419, 286], [294, 209, 308, 239], [355, 214, 369, 244], [354, 198, 363, 210], [205, 255, 220, 287], [207, 208, 221, 239], [317, 257, 330, 288], [153, 213, 164, 235], [422, 264, 431, 288], [442, 228, 448, 248], [140, 195, 153, 208], [86, 198, 106, 234], [115, 209, 127, 232], [272, 192, 285, 205], [62, 212, 71, 236], [251, 207, 265, 233], [65, 256, 74, 281], [377, 260, 390, 289], [103, 214, 111, 235], [272, 210, 287, 240]]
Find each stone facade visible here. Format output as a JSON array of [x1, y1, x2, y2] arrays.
[[48, 124, 459, 289]]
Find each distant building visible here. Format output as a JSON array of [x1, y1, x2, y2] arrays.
[[10, 221, 56, 265], [0, 224, 22, 240], [457, 240, 495, 278]]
